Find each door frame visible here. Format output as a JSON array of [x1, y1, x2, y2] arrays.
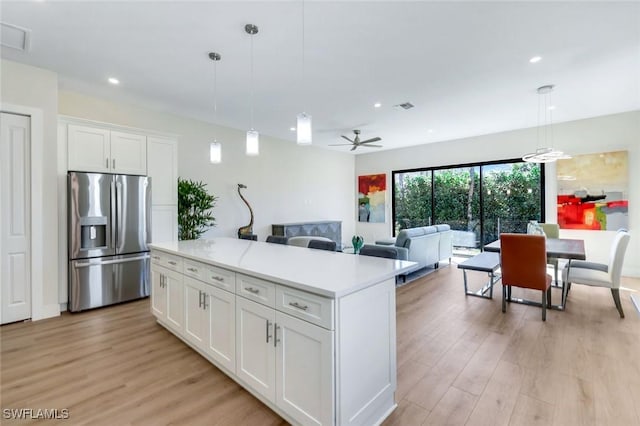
[[1, 103, 48, 321]]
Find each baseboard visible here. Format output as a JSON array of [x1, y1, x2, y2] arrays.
[[32, 303, 61, 321], [631, 294, 640, 316]]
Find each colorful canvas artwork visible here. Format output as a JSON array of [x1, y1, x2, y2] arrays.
[[556, 151, 628, 230], [358, 174, 386, 223]]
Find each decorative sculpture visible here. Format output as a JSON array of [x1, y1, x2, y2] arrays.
[[237, 184, 256, 239]]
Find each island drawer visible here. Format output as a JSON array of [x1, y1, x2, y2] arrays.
[[236, 274, 276, 307], [276, 286, 334, 330], [150, 251, 183, 272], [203, 264, 236, 292]]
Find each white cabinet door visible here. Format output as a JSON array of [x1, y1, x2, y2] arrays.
[[151, 205, 177, 243], [110, 131, 147, 175], [184, 277, 207, 349], [236, 297, 276, 403], [275, 312, 334, 426], [147, 137, 177, 205], [150, 265, 166, 319], [204, 286, 236, 373], [68, 124, 110, 173], [164, 269, 184, 332]]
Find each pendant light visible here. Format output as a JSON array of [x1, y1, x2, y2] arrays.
[[245, 24, 259, 156], [209, 52, 222, 164], [296, 0, 312, 145], [523, 84, 571, 163]]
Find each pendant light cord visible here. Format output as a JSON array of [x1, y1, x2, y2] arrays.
[[302, 0, 305, 111], [250, 33, 254, 129], [214, 59, 218, 124]]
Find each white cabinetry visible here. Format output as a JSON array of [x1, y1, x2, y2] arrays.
[[149, 242, 401, 426], [147, 136, 178, 243], [150, 264, 184, 333], [67, 124, 147, 175]]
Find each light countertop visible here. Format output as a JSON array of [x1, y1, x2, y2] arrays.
[[150, 238, 417, 298]]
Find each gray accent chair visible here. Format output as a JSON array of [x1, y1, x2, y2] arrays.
[[562, 230, 631, 318], [538, 223, 560, 284], [359, 244, 405, 260], [308, 239, 337, 251], [287, 236, 333, 248], [266, 235, 289, 245]]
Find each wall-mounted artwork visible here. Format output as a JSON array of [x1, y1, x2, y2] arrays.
[[358, 174, 386, 223], [556, 151, 628, 230]]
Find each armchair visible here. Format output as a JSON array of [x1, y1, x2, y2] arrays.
[[562, 230, 631, 318]]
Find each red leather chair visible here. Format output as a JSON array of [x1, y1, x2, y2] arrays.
[[500, 233, 553, 321]]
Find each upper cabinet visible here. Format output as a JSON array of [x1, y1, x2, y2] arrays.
[[67, 124, 147, 175]]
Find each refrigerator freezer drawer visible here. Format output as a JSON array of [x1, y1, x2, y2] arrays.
[[69, 254, 150, 312]]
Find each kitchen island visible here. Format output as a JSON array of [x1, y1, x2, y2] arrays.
[[149, 238, 416, 426]]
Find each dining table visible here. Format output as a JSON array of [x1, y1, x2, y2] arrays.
[[484, 237, 586, 310]]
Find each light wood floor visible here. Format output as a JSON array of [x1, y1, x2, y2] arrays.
[[2, 264, 639, 426]]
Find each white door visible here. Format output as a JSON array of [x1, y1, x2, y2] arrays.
[[67, 124, 110, 173], [150, 265, 166, 319], [147, 137, 177, 205], [184, 277, 207, 349], [205, 286, 236, 373], [275, 312, 334, 426], [1, 113, 31, 324], [164, 269, 184, 332], [110, 131, 147, 175], [151, 205, 178, 243], [236, 297, 276, 403]]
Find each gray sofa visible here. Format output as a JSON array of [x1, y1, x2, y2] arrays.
[[377, 224, 453, 272]]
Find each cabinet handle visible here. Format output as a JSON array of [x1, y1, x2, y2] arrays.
[[246, 287, 260, 294], [274, 323, 280, 347], [198, 290, 203, 308], [266, 320, 272, 343], [289, 302, 309, 311], [160, 274, 164, 288], [202, 293, 208, 310], [106, 158, 109, 168], [168, 261, 177, 266], [112, 158, 116, 169], [187, 267, 198, 273], [152, 255, 160, 260], [211, 276, 224, 282]]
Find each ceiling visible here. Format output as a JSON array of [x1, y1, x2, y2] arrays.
[[1, 1, 639, 154]]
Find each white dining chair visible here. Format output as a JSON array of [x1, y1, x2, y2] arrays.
[[562, 230, 631, 318]]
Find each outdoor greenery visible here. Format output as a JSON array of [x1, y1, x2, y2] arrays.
[[177, 177, 218, 240], [394, 162, 542, 245]]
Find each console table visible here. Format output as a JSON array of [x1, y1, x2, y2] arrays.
[[272, 221, 342, 247]]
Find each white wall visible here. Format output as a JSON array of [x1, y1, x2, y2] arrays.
[[1, 59, 60, 318], [355, 111, 640, 277], [58, 90, 355, 303]]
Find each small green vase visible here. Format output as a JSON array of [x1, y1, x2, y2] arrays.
[[352, 235, 364, 254]]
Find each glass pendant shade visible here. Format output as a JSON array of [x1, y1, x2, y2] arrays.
[[296, 112, 312, 145], [246, 129, 259, 156], [209, 141, 221, 164]]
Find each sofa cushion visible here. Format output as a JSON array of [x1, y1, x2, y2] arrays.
[[396, 228, 426, 248], [435, 224, 451, 232]]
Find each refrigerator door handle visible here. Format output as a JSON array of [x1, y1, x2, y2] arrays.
[[110, 179, 117, 250], [115, 180, 123, 252], [74, 254, 150, 268]]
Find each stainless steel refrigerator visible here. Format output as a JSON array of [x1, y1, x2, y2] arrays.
[[68, 172, 151, 312]]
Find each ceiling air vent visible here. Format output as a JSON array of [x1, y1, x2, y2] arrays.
[[0, 22, 31, 52], [395, 102, 414, 110]]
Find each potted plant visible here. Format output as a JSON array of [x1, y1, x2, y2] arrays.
[[177, 177, 218, 240]]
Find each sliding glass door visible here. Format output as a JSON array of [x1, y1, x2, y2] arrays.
[[392, 159, 543, 255]]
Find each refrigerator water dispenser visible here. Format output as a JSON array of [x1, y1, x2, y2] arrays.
[[80, 216, 107, 250]]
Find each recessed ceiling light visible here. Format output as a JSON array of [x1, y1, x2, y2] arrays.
[[290, 127, 296, 131], [374, 102, 382, 108], [108, 77, 119, 85], [427, 129, 434, 134], [529, 56, 542, 63], [547, 105, 556, 111]]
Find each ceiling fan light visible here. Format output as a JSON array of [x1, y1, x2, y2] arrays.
[[209, 141, 222, 164], [296, 112, 312, 145], [246, 129, 259, 156]]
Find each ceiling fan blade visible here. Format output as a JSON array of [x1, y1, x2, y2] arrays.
[[328, 143, 354, 146], [360, 137, 382, 144], [350, 145, 358, 151], [341, 135, 354, 143], [363, 144, 383, 148]]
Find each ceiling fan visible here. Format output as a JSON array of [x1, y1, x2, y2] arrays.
[[329, 130, 382, 151]]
